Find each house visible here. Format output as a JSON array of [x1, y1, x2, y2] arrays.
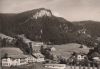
[[0, 47, 27, 67], [96, 37, 100, 42], [32, 46, 41, 53], [2, 58, 11, 67], [33, 42, 44, 46], [2, 54, 27, 67], [25, 55, 37, 63], [77, 53, 86, 61], [48, 46, 56, 51], [50, 47, 56, 51], [33, 53, 45, 62], [78, 29, 86, 34], [44, 45, 56, 52], [92, 56, 100, 62], [72, 52, 86, 61], [91, 52, 100, 61], [44, 64, 66, 69]]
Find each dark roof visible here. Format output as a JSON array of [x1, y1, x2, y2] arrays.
[[7, 54, 27, 59], [0, 47, 23, 54]]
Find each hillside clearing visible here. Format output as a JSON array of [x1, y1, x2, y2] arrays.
[[52, 43, 90, 57]]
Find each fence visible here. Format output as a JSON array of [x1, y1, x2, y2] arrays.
[[68, 61, 100, 69]]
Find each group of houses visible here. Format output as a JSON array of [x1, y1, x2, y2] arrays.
[[0, 34, 45, 67], [1, 46, 45, 67]]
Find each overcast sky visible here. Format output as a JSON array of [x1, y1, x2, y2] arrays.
[[0, 0, 100, 21]]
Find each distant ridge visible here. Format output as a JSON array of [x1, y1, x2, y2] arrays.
[[73, 20, 100, 37]]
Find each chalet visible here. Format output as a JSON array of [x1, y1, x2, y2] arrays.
[[25, 53, 45, 63], [33, 53, 45, 62], [2, 54, 27, 67], [93, 57, 100, 61], [32, 46, 41, 53], [50, 47, 56, 51], [76, 53, 86, 61], [47, 46, 56, 52], [44, 64, 66, 69], [0, 47, 27, 67], [91, 52, 100, 61], [43, 45, 56, 52], [72, 52, 87, 61], [96, 37, 100, 42], [25, 55, 36, 63], [33, 42, 44, 47]]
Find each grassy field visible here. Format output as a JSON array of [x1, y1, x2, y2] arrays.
[[52, 43, 90, 58]]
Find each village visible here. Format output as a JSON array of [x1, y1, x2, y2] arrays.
[[0, 34, 100, 69], [1, 0, 100, 69]]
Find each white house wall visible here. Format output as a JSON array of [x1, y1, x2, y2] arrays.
[[2, 58, 27, 67], [36, 58, 45, 62], [2, 58, 12, 66]]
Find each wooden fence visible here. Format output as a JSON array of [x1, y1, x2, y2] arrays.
[[68, 61, 100, 69]]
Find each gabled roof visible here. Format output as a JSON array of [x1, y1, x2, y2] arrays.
[[6, 54, 27, 59], [0, 47, 23, 58], [33, 53, 44, 58], [0, 47, 23, 54]]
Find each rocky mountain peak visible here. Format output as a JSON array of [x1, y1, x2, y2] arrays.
[[32, 8, 52, 19]]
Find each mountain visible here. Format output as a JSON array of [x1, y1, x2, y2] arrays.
[[0, 8, 100, 46], [0, 8, 74, 44], [73, 20, 100, 37]]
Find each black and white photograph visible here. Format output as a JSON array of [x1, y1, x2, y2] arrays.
[[0, 0, 100, 69]]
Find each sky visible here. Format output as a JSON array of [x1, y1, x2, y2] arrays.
[[0, 0, 100, 21]]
